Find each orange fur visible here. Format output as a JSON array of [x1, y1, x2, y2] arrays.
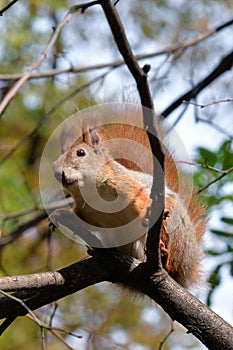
[[53, 107, 206, 287]]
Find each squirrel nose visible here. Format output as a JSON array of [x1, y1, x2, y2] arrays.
[[54, 170, 65, 183], [62, 171, 66, 183]]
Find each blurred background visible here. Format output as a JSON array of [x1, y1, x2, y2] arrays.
[[0, 1, 232, 349]]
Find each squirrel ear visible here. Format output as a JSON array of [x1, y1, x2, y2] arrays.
[[82, 114, 101, 147], [89, 129, 100, 147], [82, 125, 100, 147]]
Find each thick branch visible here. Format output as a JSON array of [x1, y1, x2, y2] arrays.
[[162, 49, 233, 118], [0, 251, 232, 350], [0, 257, 108, 319], [92, 250, 233, 350], [100, 0, 165, 272]]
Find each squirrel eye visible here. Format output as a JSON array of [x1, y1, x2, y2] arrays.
[[76, 148, 86, 157]]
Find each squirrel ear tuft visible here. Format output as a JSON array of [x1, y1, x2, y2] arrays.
[[82, 126, 100, 147], [89, 129, 100, 147], [82, 114, 102, 147]]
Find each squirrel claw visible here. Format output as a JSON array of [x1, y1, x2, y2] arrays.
[[163, 210, 170, 220]]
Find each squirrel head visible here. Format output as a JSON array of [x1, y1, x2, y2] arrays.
[[53, 129, 112, 193]]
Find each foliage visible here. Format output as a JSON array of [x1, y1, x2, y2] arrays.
[[194, 140, 233, 306]]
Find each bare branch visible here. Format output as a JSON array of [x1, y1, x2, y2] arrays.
[[0, 197, 73, 220], [0, 7, 74, 116], [70, 1, 100, 13], [162, 50, 233, 118], [0, 212, 47, 248], [0, 0, 20, 16], [158, 320, 174, 350], [100, 0, 165, 272], [178, 161, 233, 194], [1, 250, 232, 350], [0, 290, 42, 323], [197, 166, 233, 194], [0, 68, 113, 166], [183, 98, 233, 109], [0, 291, 81, 348], [1, 3, 233, 350], [178, 160, 229, 174], [0, 257, 108, 319], [1, 18, 233, 81]]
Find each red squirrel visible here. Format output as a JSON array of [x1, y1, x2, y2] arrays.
[[52, 106, 206, 288]]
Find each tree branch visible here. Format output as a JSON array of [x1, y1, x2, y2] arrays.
[[0, 0, 20, 16], [0, 6, 74, 116], [0, 257, 108, 319], [0, 212, 47, 249], [99, 0, 165, 272], [197, 166, 233, 194], [0, 18, 232, 81], [183, 98, 233, 109], [162, 49, 233, 118], [0, 68, 113, 166], [1, 3, 232, 350], [0, 251, 232, 350]]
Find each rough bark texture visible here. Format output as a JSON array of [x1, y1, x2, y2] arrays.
[[0, 251, 232, 349]]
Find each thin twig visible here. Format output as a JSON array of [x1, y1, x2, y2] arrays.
[[48, 303, 58, 327], [0, 290, 78, 348], [197, 167, 233, 194], [1, 18, 233, 81], [178, 161, 233, 193], [183, 98, 233, 109], [0, 212, 47, 248], [158, 320, 174, 350], [0, 0, 20, 16], [0, 289, 43, 324], [162, 49, 233, 118], [178, 160, 229, 174], [0, 197, 73, 220], [0, 257, 108, 319], [0, 7, 74, 116], [0, 253, 233, 350], [40, 326, 47, 350], [0, 68, 113, 166]]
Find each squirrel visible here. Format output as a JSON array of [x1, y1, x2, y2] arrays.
[[52, 106, 206, 288]]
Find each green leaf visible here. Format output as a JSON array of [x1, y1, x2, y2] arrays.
[[221, 217, 233, 225], [197, 147, 217, 166], [211, 229, 233, 238], [207, 264, 222, 306], [205, 250, 224, 256]]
